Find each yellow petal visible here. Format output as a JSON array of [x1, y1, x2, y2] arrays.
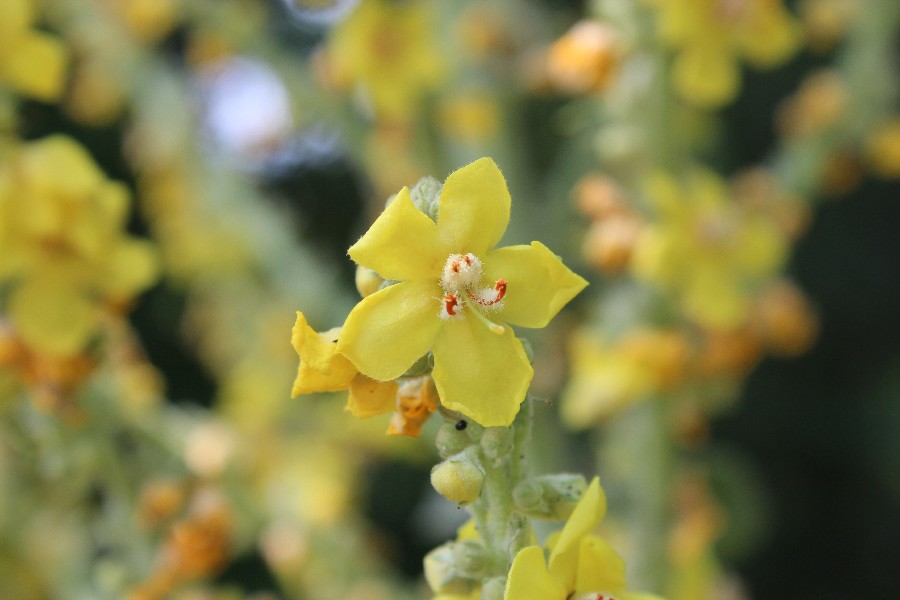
[[348, 186, 444, 281], [338, 280, 443, 380], [672, 43, 740, 108], [682, 267, 748, 330], [10, 277, 97, 357], [291, 312, 357, 396], [0, 33, 69, 102], [738, 6, 801, 68], [573, 535, 627, 595], [102, 239, 160, 297], [733, 219, 787, 278], [346, 373, 397, 417], [504, 546, 567, 600], [22, 135, 103, 200], [437, 157, 510, 255], [548, 477, 607, 590], [431, 313, 532, 427], [484, 242, 588, 329]]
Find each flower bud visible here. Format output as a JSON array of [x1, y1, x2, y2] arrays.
[[435, 422, 473, 459], [512, 480, 547, 514], [431, 451, 484, 505], [480, 426, 514, 465], [424, 543, 480, 595], [481, 577, 506, 600], [410, 175, 442, 220], [513, 474, 587, 520], [354, 266, 383, 298], [452, 540, 486, 579]]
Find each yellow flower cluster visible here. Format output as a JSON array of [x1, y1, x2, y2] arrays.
[[0, 136, 158, 358], [631, 168, 787, 331], [322, 0, 445, 122], [648, 0, 802, 107]]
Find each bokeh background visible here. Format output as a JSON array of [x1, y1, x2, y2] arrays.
[[1, 0, 898, 599]]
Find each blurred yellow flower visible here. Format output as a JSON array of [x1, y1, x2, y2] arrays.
[[546, 20, 620, 95], [505, 478, 661, 600], [105, 0, 182, 44], [338, 158, 587, 426], [865, 118, 900, 179], [631, 169, 787, 330], [649, 0, 802, 107], [0, 0, 69, 101], [325, 0, 444, 121], [0, 136, 158, 357]]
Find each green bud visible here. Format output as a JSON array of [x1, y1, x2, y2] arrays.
[[480, 427, 514, 465], [354, 266, 383, 298], [435, 422, 473, 459], [431, 451, 484, 505], [410, 175, 442, 221], [512, 480, 547, 514], [513, 474, 587, 520], [481, 577, 506, 600], [424, 543, 479, 595], [451, 540, 486, 579]]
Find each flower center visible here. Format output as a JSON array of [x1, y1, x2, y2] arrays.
[[568, 594, 621, 600], [438, 253, 507, 322], [441, 253, 483, 290]]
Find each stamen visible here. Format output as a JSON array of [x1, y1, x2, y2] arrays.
[[439, 293, 461, 320], [441, 253, 482, 290], [467, 279, 507, 306]]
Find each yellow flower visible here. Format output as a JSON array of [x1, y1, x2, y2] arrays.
[[0, 135, 158, 356], [649, 0, 802, 107], [292, 311, 440, 437], [326, 0, 444, 121], [504, 478, 662, 600], [562, 328, 690, 428], [291, 311, 397, 407], [337, 158, 587, 427], [631, 169, 787, 330], [0, 0, 68, 101]]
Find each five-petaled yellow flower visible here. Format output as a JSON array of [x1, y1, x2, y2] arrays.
[[505, 478, 662, 600], [338, 158, 587, 427]]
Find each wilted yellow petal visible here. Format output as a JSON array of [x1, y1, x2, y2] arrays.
[[484, 242, 587, 329], [338, 280, 442, 381], [431, 315, 532, 427], [437, 158, 511, 256], [346, 373, 397, 417], [291, 312, 357, 396], [348, 187, 444, 281]]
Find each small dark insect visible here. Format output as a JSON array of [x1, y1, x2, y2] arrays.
[[455, 420, 467, 431]]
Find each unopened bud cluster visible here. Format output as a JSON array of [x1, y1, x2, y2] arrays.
[[513, 473, 587, 520]]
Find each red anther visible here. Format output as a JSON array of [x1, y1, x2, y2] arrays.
[[493, 279, 507, 302], [443, 293, 460, 316], [463, 254, 473, 266], [467, 279, 507, 306]]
